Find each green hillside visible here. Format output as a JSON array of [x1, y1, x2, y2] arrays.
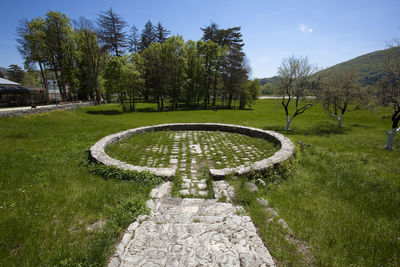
[[315, 47, 400, 87], [258, 47, 399, 88]]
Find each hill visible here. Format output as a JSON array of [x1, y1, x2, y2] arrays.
[[259, 76, 279, 86], [258, 47, 399, 88], [314, 47, 399, 87]]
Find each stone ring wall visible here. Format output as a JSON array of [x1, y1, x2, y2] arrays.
[[89, 123, 295, 179]]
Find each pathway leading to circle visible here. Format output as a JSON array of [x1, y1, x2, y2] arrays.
[[91, 124, 296, 266], [109, 182, 276, 267]]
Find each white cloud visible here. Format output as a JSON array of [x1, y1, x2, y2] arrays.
[[299, 24, 313, 33]]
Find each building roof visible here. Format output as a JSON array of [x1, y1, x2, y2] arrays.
[[0, 77, 20, 86]]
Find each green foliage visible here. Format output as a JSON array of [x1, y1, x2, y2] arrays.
[[82, 150, 163, 186], [239, 79, 260, 109], [21, 70, 41, 87]]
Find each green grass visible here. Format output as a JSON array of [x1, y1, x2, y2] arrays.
[[106, 130, 278, 169], [0, 100, 399, 266]]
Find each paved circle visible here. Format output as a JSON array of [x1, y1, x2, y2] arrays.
[[90, 123, 295, 179]]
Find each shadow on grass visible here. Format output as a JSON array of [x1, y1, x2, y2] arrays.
[[86, 110, 123, 115], [264, 123, 349, 137]]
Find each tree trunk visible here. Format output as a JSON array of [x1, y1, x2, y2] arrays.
[[285, 116, 293, 131], [337, 114, 344, 128], [38, 62, 49, 102], [385, 128, 399, 149]]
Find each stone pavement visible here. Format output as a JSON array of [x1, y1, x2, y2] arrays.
[[109, 182, 275, 267]]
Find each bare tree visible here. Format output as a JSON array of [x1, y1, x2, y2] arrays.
[[382, 40, 400, 149], [319, 71, 361, 127], [277, 55, 317, 130]]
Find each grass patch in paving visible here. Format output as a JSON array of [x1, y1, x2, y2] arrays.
[[106, 130, 279, 169], [0, 100, 399, 266]]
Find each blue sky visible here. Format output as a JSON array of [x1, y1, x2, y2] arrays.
[[0, 0, 399, 77]]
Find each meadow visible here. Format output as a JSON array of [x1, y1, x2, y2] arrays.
[[0, 99, 399, 266]]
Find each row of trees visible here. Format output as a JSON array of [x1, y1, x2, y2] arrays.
[[105, 25, 258, 111], [16, 9, 258, 110], [275, 49, 399, 149]]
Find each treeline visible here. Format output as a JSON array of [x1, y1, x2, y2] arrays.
[[16, 9, 259, 110]]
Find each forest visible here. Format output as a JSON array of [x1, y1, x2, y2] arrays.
[[15, 9, 259, 111]]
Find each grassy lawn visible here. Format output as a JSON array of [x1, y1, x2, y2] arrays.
[[0, 100, 399, 266]]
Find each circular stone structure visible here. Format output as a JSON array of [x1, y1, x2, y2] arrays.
[[90, 123, 295, 179]]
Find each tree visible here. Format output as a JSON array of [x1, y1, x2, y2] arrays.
[[43, 11, 75, 101], [381, 42, 400, 149], [16, 18, 50, 98], [141, 43, 165, 108], [202, 23, 247, 108], [128, 25, 140, 53], [319, 71, 361, 127], [22, 71, 41, 87], [197, 40, 221, 108], [239, 79, 260, 109], [155, 22, 170, 44], [183, 40, 203, 107], [140, 20, 156, 52], [277, 55, 317, 131], [261, 83, 276, 95], [96, 8, 127, 57], [6, 65, 25, 83], [75, 17, 105, 103], [161, 35, 186, 109], [120, 54, 145, 111], [0, 70, 4, 78]]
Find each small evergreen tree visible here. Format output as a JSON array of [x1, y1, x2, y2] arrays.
[[140, 20, 156, 52], [128, 25, 140, 53]]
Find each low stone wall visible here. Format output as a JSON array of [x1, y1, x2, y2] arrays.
[[90, 123, 295, 179], [0, 101, 95, 117]]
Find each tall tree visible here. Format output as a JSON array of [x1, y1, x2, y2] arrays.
[[128, 25, 140, 53], [155, 22, 170, 44], [161, 35, 186, 109], [6, 65, 25, 83], [197, 40, 221, 108], [382, 42, 400, 149], [96, 8, 127, 57], [202, 23, 247, 108], [318, 71, 361, 127], [141, 43, 165, 109], [43, 11, 75, 101], [277, 55, 317, 130], [16, 18, 50, 98], [75, 17, 105, 103], [140, 20, 156, 52], [183, 40, 203, 107]]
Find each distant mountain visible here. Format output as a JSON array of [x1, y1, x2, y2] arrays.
[[258, 47, 399, 88], [314, 47, 399, 87], [258, 76, 279, 86]]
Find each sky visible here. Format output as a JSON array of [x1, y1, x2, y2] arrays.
[[0, 0, 399, 78]]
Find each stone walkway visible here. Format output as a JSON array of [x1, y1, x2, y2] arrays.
[[109, 182, 275, 267]]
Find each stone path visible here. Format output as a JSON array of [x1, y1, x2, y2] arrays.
[[109, 182, 275, 267]]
